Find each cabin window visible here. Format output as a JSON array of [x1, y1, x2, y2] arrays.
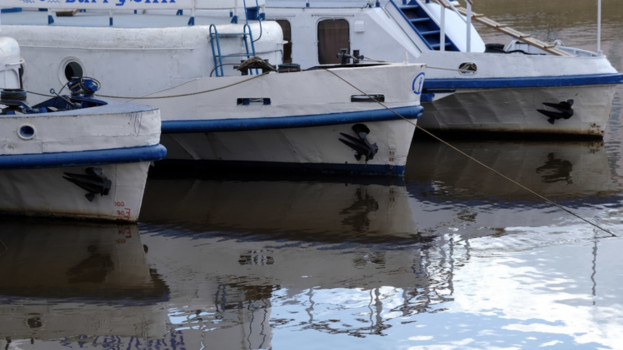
[[276, 20, 292, 64], [318, 19, 349, 64]]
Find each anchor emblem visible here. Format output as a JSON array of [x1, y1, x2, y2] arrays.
[[339, 124, 379, 161], [537, 99, 574, 124]]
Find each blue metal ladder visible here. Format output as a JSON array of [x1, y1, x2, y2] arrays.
[[209, 24, 257, 77], [393, 0, 459, 51], [209, 0, 264, 77]]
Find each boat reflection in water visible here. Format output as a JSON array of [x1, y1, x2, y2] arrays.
[[0, 220, 170, 349], [139, 177, 461, 348], [140, 175, 420, 240], [406, 137, 622, 245]]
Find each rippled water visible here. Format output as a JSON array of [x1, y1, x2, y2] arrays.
[[1, 1, 623, 349]]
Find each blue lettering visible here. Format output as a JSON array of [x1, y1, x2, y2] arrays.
[[65, 0, 76, 3], [116, 0, 125, 6]]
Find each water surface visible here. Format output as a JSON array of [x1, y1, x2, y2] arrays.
[[1, 1, 623, 349]]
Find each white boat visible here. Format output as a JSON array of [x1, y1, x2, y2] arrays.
[[0, 35, 166, 222], [0, 0, 426, 176], [261, 0, 623, 137]]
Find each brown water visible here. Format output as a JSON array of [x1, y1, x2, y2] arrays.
[[1, 1, 623, 349]]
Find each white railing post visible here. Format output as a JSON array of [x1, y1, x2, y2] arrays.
[[440, 0, 446, 51], [597, 0, 602, 55], [466, 0, 472, 52]]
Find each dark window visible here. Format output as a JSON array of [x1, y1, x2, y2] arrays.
[[64, 61, 83, 81], [276, 20, 292, 64], [318, 19, 349, 64]]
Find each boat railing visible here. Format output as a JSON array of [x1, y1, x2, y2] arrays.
[[426, 0, 604, 57], [0, 0, 266, 27], [410, 0, 569, 56]]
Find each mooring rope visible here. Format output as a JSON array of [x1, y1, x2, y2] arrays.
[[26, 72, 270, 100], [322, 67, 617, 238], [97, 72, 270, 100]]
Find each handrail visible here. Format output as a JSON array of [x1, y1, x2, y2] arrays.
[[430, 0, 471, 51], [0, 0, 262, 11], [430, 0, 573, 56], [453, 4, 573, 56], [243, 0, 264, 42], [209, 24, 225, 77], [0, 0, 264, 26]]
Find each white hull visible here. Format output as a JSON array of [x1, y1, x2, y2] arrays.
[[0, 98, 165, 221], [419, 84, 616, 136], [0, 11, 425, 175], [0, 162, 152, 221], [162, 116, 417, 175]]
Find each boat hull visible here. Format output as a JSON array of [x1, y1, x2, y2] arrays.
[[0, 162, 151, 221], [0, 102, 165, 221], [160, 108, 419, 176], [419, 83, 617, 137]]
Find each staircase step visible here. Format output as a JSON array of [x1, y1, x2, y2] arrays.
[[212, 33, 249, 38], [420, 30, 441, 36], [410, 17, 431, 23], [393, 0, 459, 52]]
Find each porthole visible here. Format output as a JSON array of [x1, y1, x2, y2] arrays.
[[18, 124, 36, 140], [64, 61, 83, 80], [458, 62, 477, 75], [58, 57, 85, 84]]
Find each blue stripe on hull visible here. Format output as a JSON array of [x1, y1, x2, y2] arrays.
[[0, 144, 167, 170], [156, 159, 407, 177], [161, 105, 424, 133], [424, 73, 623, 90]]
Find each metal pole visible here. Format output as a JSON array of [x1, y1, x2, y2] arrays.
[[597, 0, 602, 55], [440, 1, 446, 51], [466, 0, 472, 52]]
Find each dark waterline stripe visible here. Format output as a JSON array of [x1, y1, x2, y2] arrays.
[[156, 158, 407, 177]]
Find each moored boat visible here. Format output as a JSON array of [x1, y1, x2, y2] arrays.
[[262, 0, 623, 137], [0, 36, 166, 222], [0, 0, 426, 176]]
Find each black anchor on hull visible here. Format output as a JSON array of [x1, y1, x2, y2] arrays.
[[537, 99, 574, 124], [339, 123, 379, 161], [63, 167, 112, 202]]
